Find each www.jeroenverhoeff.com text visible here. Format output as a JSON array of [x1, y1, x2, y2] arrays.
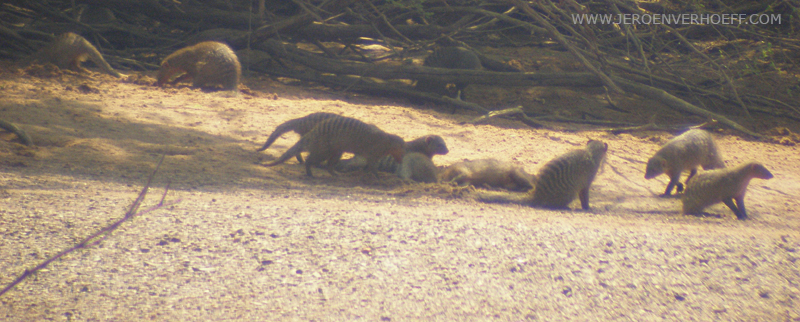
[[571, 13, 781, 25]]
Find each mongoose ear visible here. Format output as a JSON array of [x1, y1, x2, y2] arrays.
[[425, 136, 433, 144]]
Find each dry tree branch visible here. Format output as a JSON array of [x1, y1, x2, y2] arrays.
[[508, 0, 623, 93], [0, 119, 33, 146], [0, 155, 180, 297]]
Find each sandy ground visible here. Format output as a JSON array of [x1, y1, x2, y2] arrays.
[[0, 64, 799, 321]]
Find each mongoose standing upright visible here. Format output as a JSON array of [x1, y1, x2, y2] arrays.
[[397, 152, 439, 183], [528, 140, 608, 209], [257, 112, 341, 163], [157, 41, 241, 91], [476, 140, 607, 209], [645, 129, 725, 196], [681, 162, 773, 220], [415, 47, 482, 100], [336, 134, 449, 174], [440, 159, 534, 191], [26, 32, 121, 77], [265, 117, 405, 177]]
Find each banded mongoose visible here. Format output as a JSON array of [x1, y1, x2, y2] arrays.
[[335, 134, 449, 174], [265, 117, 405, 177], [257, 112, 341, 163], [681, 162, 773, 220], [25, 32, 121, 77], [645, 129, 725, 196], [476, 140, 607, 210], [528, 140, 608, 209], [157, 41, 241, 91], [416, 46, 482, 100], [440, 159, 534, 191], [397, 152, 439, 183]]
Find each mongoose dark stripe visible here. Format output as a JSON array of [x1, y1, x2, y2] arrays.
[[158, 41, 241, 91], [265, 116, 405, 177], [645, 129, 725, 196], [257, 112, 341, 163], [530, 140, 608, 209], [681, 162, 773, 220]]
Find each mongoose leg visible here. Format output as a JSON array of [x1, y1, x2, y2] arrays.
[[662, 173, 682, 196], [684, 168, 698, 186], [676, 182, 685, 193], [734, 196, 748, 220], [295, 153, 305, 164], [579, 187, 590, 210], [305, 153, 328, 177], [324, 153, 343, 177]]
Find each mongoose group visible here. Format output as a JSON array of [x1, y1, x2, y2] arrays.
[[21, 36, 773, 220], [259, 112, 773, 220]]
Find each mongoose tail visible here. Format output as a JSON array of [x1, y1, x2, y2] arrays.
[[27, 32, 121, 77], [264, 137, 307, 167], [257, 112, 340, 163]]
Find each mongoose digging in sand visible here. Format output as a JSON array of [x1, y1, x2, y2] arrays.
[[397, 152, 439, 183], [681, 162, 773, 220], [477, 140, 608, 210], [257, 112, 341, 163], [25, 32, 121, 77], [157, 41, 241, 91], [415, 46, 482, 99], [645, 129, 725, 196], [441, 159, 534, 191], [265, 117, 405, 177], [335, 134, 449, 174]]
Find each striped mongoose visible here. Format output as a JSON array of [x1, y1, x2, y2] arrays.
[[476, 140, 608, 210], [157, 41, 241, 91], [265, 117, 405, 177], [415, 46, 482, 99], [440, 159, 534, 191], [26, 32, 121, 77], [645, 129, 725, 196], [257, 112, 341, 163], [335, 134, 449, 174], [681, 162, 773, 220], [397, 152, 439, 183], [528, 140, 607, 209]]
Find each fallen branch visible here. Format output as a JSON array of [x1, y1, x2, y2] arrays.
[[611, 77, 761, 138], [0, 119, 33, 146], [0, 155, 179, 297]]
